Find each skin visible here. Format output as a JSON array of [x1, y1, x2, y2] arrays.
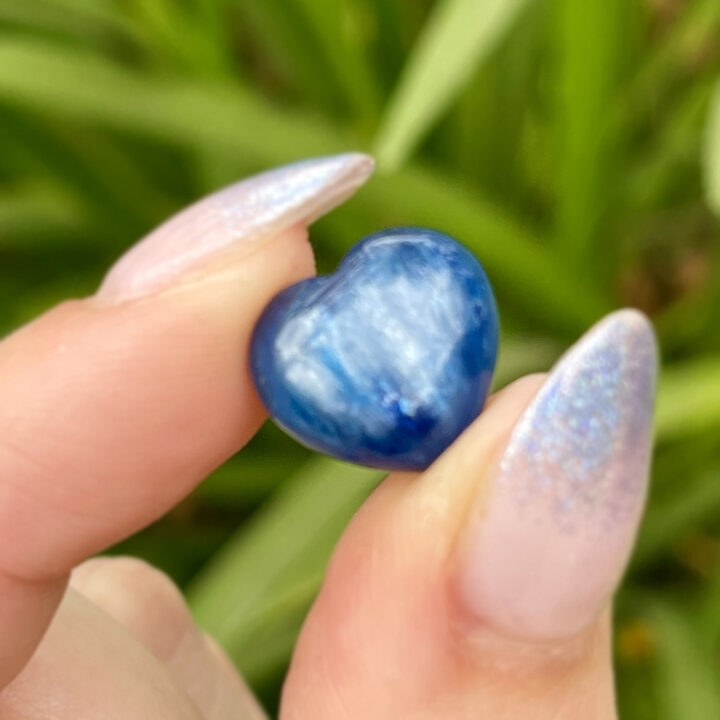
[[0, 225, 618, 719]]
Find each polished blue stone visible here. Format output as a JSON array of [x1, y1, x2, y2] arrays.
[[250, 227, 499, 471]]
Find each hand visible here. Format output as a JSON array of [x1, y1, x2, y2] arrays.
[[0, 154, 655, 719]]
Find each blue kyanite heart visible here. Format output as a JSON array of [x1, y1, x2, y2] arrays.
[[250, 227, 499, 471]]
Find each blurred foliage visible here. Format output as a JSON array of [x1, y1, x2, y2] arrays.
[[1, 0, 720, 716]]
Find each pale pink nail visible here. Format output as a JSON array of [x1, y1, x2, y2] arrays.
[[457, 309, 657, 640], [97, 153, 375, 303]]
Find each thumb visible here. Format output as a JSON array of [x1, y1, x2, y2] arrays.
[[0, 153, 373, 687], [282, 310, 657, 719]]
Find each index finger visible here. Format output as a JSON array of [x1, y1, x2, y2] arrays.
[[0, 153, 373, 687]]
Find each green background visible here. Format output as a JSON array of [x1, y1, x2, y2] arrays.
[[1, 0, 720, 716]]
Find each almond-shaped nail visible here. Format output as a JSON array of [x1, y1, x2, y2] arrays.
[[457, 309, 657, 640], [97, 153, 375, 303]]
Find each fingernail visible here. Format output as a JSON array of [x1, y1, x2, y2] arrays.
[[457, 309, 657, 640], [97, 153, 375, 303]]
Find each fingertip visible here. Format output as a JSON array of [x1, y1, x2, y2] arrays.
[[0, 224, 315, 582], [282, 369, 620, 718]]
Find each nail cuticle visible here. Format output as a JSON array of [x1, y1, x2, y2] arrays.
[[450, 603, 605, 674]]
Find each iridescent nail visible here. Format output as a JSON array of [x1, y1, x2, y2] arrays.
[[97, 153, 374, 303], [457, 309, 657, 640]]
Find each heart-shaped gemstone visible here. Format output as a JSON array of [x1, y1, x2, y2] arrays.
[[250, 227, 499, 470]]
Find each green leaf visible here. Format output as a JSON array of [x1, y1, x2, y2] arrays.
[[0, 38, 343, 163], [450, 4, 544, 203], [218, 572, 321, 687], [0, 182, 90, 245], [703, 80, 720, 217], [0, 0, 132, 36], [700, 560, 720, 646], [493, 334, 561, 388], [656, 357, 720, 441], [374, 0, 533, 170], [0, 38, 607, 332], [187, 459, 381, 680], [0, 109, 177, 237], [235, 0, 341, 114], [630, 79, 714, 211], [194, 455, 295, 508], [288, 0, 381, 124], [634, 466, 720, 566], [365, 0, 411, 87], [123, 0, 233, 77], [647, 601, 720, 720], [627, 0, 720, 113], [553, 0, 628, 275]]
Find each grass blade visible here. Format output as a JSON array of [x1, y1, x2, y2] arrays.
[[195, 455, 302, 508], [553, 0, 628, 276], [123, 0, 233, 77], [0, 182, 90, 245], [699, 560, 720, 647], [631, 80, 714, 211], [0, 108, 177, 240], [0, 38, 343, 163], [703, 81, 720, 216], [634, 466, 720, 567], [0, 0, 132, 35], [374, 0, 533, 170], [450, 4, 544, 203], [647, 601, 720, 720], [0, 38, 608, 332], [288, 0, 380, 124], [187, 459, 380, 673], [236, 0, 340, 114], [656, 356, 720, 440]]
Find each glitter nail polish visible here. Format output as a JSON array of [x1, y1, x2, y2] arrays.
[[97, 153, 374, 303], [457, 310, 657, 639]]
